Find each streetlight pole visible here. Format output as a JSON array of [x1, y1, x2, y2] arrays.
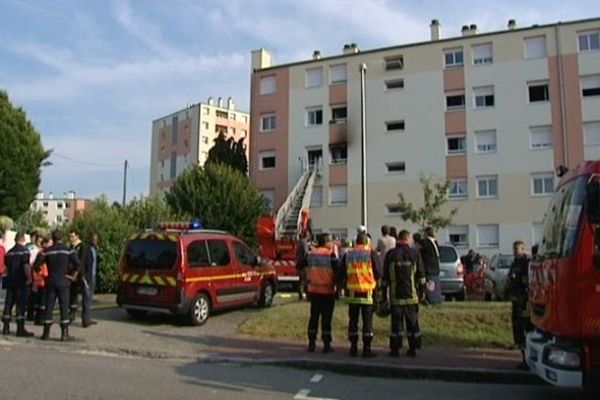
[[359, 63, 368, 229], [122, 159, 128, 208]]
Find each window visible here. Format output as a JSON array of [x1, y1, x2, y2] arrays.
[[260, 113, 276, 132], [477, 175, 498, 198], [474, 130, 497, 153], [385, 162, 406, 174], [477, 224, 499, 247], [446, 92, 465, 110], [241, 129, 248, 138], [584, 121, 600, 146], [170, 151, 177, 179], [203, 107, 209, 115], [202, 122, 209, 130], [330, 64, 347, 83], [447, 136, 466, 154], [473, 86, 495, 108], [202, 136, 209, 144], [234, 242, 257, 265], [56, 215, 63, 223], [207, 240, 231, 266], [42, 202, 48, 207], [444, 48, 464, 67], [188, 240, 210, 267], [528, 81, 549, 102], [385, 204, 401, 215], [57, 202, 63, 209], [448, 225, 468, 248], [581, 75, 600, 97], [524, 36, 547, 59], [330, 145, 347, 164], [260, 189, 275, 210], [65, 203, 70, 209], [259, 151, 276, 170], [385, 55, 404, 70], [530, 126, 552, 149], [472, 43, 493, 65], [311, 186, 323, 207], [385, 79, 404, 90], [306, 107, 323, 126], [578, 30, 599, 52], [125, 238, 177, 270], [331, 106, 347, 122], [216, 110, 228, 119], [329, 185, 348, 205], [306, 67, 323, 88], [230, 113, 236, 120], [260, 75, 276, 95], [385, 120, 405, 132], [242, 116, 248, 123], [448, 179, 468, 199], [532, 173, 554, 196]]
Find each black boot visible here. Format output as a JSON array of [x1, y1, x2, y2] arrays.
[[362, 336, 377, 358], [40, 323, 51, 340], [323, 340, 334, 354], [16, 320, 34, 337], [34, 309, 44, 326], [349, 337, 358, 357], [69, 309, 76, 324], [2, 321, 10, 335], [60, 324, 75, 342], [389, 336, 400, 358], [307, 333, 316, 353], [407, 335, 417, 357]]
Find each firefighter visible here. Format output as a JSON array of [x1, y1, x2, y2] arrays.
[[2, 232, 34, 337], [506, 240, 532, 370], [306, 233, 339, 353], [340, 232, 379, 357], [33, 230, 80, 341], [32, 236, 51, 325], [381, 229, 426, 357]]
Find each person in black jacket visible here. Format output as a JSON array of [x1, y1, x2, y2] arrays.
[[2, 232, 34, 337], [68, 230, 96, 327], [419, 227, 442, 304], [33, 230, 80, 341]]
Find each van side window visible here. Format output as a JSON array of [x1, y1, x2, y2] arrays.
[[234, 242, 256, 265], [188, 240, 210, 268], [207, 240, 231, 266]]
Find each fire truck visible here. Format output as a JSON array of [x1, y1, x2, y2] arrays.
[[526, 161, 600, 388], [256, 165, 317, 286]]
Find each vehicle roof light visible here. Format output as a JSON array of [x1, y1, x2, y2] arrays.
[[158, 220, 203, 231]]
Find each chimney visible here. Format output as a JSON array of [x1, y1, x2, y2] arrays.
[[227, 97, 235, 110], [217, 97, 223, 108], [470, 24, 478, 34], [48, 192, 54, 200], [430, 19, 441, 41], [66, 190, 75, 199], [207, 97, 214, 106], [508, 19, 517, 30], [461, 25, 470, 36], [312, 50, 321, 60], [343, 43, 359, 55], [251, 48, 272, 70]]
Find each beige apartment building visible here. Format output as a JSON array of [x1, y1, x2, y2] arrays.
[[249, 17, 600, 255], [149, 97, 250, 194], [30, 191, 91, 226]]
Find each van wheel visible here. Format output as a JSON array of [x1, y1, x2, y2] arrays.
[[126, 309, 148, 319], [455, 287, 466, 302], [259, 282, 275, 308], [188, 294, 210, 326]]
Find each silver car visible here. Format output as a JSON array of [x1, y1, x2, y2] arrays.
[[484, 253, 514, 301], [438, 244, 466, 301]]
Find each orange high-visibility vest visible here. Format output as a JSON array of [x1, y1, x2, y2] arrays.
[[306, 247, 336, 295], [345, 245, 376, 295], [33, 264, 48, 289]]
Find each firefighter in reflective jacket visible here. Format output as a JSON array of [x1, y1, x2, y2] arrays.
[[306, 233, 339, 353], [381, 229, 426, 358], [340, 232, 379, 357]]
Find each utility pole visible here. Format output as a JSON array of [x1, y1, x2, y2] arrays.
[[359, 63, 368, 229], [122, 160, 128, 208]]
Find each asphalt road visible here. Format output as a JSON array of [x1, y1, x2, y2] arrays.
[[0, 345, 592, 400]]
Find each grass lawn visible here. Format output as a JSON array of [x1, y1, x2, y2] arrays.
[[237, 300, 514, 349]]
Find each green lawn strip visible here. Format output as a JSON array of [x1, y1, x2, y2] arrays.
[[238, 301, 513, 349]]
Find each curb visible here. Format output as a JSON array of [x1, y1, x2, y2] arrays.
[[198, 354, 542, 386]]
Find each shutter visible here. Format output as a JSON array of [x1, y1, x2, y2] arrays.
[[525, 36, 547, 59], [330, 185, 347, 204], [477, 225, 499, 247], [260, 76, 276, 95], [530, 126, 552, 148], [330, 65, 346, 83], [584, 122, 600, 146], [475, 130, 496, 152], [306, 68, 323, 88], [472, 44, 493, 63]]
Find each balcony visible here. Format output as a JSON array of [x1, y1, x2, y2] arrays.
[[329, 119, 347, 144]]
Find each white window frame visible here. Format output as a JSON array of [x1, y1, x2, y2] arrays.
[[584, 121, 600, 146], [306, 67, 323, 88], [329, 185, 348, 205], [581, 74, 600, 97], [531, 173, 554, 196], [330, 64, 347, 84], [385, 162, 406, 174], [259, 75, 276, 95], [445, 91, 465, 111], [524, 36, 547, 59], [385, 120, 405, 132], [477, 224, 499, 248], [306, 107, 323, 126], [476, 175, 498, 199], [473, 86, 495, 108], [448, 179, 468, 200], [578, 30, 600, 52], [446, 135, 467, 155], [384, 55, 404, 71], [260, 113, 276, 132], [259, 150, 276, 170], [529, 126, 553, 150], [528, 80, 550, 103], [444, 48, 464, 68], [448, 225, 469, 248], [472, 43, 493, 65], [474, 130, 497, 154], [331, 105, 347, 123], [311, 186, 323, 208], [329, 144, 347, 165], [385, 204, 402, 216], [385, 79, 405, 90]]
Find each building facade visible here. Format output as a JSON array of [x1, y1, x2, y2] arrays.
[[149, 97, 250, 194], [30, 191, 91, 226], [249, 18, 600, 255]]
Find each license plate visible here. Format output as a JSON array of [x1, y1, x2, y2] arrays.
[[137, 286, 158, 296]]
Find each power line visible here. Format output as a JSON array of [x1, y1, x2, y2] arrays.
[[52, 152, 124, 168]]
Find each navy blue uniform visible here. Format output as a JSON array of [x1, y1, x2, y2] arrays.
[[2, 243, 31, 325]]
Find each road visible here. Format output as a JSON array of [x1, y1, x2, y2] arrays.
[[0, 345, 591, 400]]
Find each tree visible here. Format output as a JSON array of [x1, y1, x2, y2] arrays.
[[13, 209, 49, 234], [206, 133, 248, 174], [165, 163, 268, 246], [395, 175, 459, 232], [125, 194, 180, 230], [0, 90, 51, 219]]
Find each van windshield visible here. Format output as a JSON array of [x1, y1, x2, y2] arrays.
[[125, 238, 178, 270]]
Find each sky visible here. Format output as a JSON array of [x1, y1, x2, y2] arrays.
[[1, 0, 599, 202]]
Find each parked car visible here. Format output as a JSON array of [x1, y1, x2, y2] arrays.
[[116, 222, 277, 325], [484, 253, 514, 301], [438, 244, 466, 301]]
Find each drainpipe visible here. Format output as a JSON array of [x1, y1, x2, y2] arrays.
[[555, 23, 569, 166]]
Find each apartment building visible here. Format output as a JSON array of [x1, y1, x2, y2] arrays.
[[30, 191, 91, 226], [249, 17, 600, 255], [149, 97, 250, 194]]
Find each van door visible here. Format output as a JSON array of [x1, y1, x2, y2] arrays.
[[205, 239, 238, 306], [185, 239, 219, 306], [233, 240, 262, 303]]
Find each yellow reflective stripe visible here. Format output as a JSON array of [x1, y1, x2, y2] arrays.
[[122, 273, 130, 282], [165, 277, 177, 286], [128, 234, 138, 240], [168, 234, 178, 242], [138, 274, 152, 285], [130, 274, 140, 283], [153, 276, 165, 286], [186, 273, 243, 283]]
